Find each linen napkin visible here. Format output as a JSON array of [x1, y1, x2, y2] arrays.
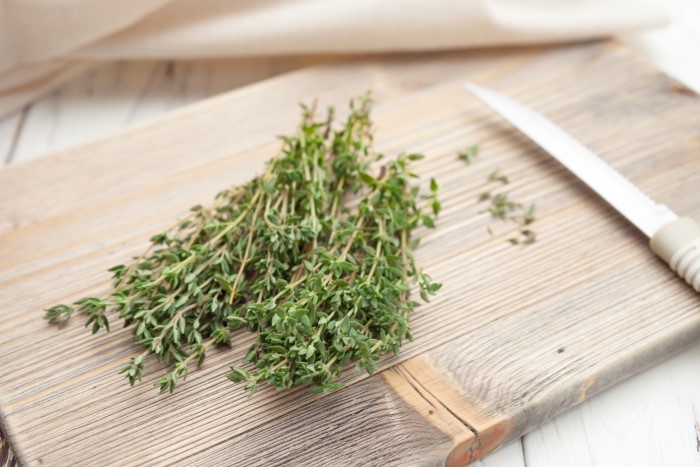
[[0, 0, 666, 118]]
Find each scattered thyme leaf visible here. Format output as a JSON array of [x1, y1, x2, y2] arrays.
[[521, 229, 537, 244], [488, 192, 521, 220], [488, 169, 509, 184], [458, 145, 480, 163], [523, 204, 536, 225], [476, 169, 538, 246]]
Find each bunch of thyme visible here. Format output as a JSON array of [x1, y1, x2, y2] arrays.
[[46, 95, 441, 395]]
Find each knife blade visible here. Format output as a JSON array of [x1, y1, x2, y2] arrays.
[[465, 83, 700, 291]]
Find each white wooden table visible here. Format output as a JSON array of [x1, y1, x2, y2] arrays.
[[1, 1, 699, 464]]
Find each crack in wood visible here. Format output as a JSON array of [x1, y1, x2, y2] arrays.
[[380, 356, 513, 466], [399, 365, 484, 461], [399, 362, 481, 440]]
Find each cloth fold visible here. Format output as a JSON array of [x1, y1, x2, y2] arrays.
[[0, 0, 667, 118]]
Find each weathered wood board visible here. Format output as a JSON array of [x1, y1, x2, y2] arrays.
[[1, 41, 700, 466]]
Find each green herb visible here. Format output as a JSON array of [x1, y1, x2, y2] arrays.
[[488, 189, 537, 244], [458, 145, 480, 163], [487, 169, 509, 185], [521, 229, 537, 244], [522, 204, 536, 225], [466, 164, 538, 245], [487, 192, 522, 220], [428, 177, 441, 216], [45, 95, 441, 395], [506, 230, 536, 245]]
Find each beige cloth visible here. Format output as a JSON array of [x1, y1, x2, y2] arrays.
[[0, 0, 667, 118]]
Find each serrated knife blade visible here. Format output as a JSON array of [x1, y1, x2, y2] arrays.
[[465, 83, 700, 292]]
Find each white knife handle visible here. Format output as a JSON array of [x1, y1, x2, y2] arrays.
[[650, 217, 700, 291]]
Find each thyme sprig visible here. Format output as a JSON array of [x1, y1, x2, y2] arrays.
[[46, 95, 441, 395]]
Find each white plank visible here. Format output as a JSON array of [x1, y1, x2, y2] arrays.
[[478, 439, 527, 467], [8, 57, 331, 165], [0, 110, 23, 166], [10, 61, 161, 164], [524, 342, 700, 467], [621, 0, 700, 93]]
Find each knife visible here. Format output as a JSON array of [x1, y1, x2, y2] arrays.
[[465, 83, 700, 292]]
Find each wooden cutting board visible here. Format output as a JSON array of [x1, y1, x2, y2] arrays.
[[1, 41, 700, 466]]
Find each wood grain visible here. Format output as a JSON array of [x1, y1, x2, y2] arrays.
[[1, 41, 700, 466]]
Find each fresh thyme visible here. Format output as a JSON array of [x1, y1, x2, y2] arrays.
[[45, 95, 441, 395], [458, 145, 480, 163], [521, 229, 537, 244], [458, 151, 539, 244], [507, 229, 536, 245], [482, 180, 537, 244], [487, 192, 521, 220], [487, 169, 509, 185], [481, 171, 537, 244]]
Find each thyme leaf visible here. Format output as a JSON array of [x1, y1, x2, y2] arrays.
[[458, 145, 480, 163]]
